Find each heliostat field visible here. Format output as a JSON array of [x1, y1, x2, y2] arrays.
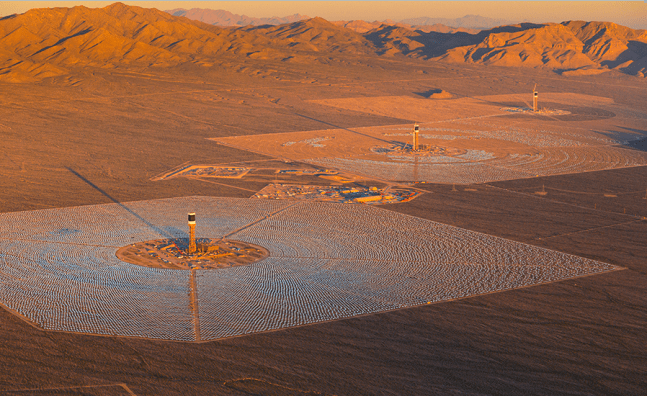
[[0, 197, 619, 341], [213, 93, 647, 184]]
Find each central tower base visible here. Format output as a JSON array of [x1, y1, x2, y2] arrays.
[[116, 238, 269, 270]]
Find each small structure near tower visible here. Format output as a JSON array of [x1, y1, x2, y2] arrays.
[[412, 123, 420, 151], [117, 211, 269, 270], [188, 212, 196, 254], [501, 85, 568, 116]]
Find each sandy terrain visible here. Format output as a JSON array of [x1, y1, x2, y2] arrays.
[[0, 6, 646, 394]]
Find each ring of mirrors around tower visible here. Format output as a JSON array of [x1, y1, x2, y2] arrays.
[[379, 88, 561, 158], [116, 213, 269, 270]]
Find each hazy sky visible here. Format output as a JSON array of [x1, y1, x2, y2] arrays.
[[1, 1, 646, 29]]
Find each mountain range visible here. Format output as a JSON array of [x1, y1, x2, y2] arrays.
[[164, 9, 509, 31], [398, 15, 514, 30], [0, 2, 645, 83], [166, 8, 309, 27], [333, 20, 479, 35]]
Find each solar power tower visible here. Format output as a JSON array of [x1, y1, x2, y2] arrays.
[[188, 212, 196, 254], [413, 123, 420, 151], [533, 84, 538, 112]]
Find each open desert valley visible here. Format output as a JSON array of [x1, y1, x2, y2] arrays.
[[0, 3, 646, 395]]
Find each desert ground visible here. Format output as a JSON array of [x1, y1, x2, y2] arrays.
[[1, 7, 647, 394]]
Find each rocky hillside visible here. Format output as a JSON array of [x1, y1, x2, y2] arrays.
[[0, 3, 645, 83], [0, 3, 378, 82], [240, 17, 374, 54], [0, 3, 234, 81], [366, 21, 647, 76], [564, 21, 647, 75]]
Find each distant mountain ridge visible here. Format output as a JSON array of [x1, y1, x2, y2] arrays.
[[399, 14, 515, 30], [333, 20, 479, 35], [165, 8, 512, 30], [166, 8, 309, 26], [0, 3, 645, 83]]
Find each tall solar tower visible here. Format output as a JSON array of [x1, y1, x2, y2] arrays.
[[188, 212, 196, 254], [412, 123, 420, 151], [533, 84, 538, 113]]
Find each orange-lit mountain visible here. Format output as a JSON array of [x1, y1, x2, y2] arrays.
[[239, 17, 374, 54], [564, 21, 647, 75], [436, 23, 599, 71], [434, 21, 647, 75], [1, 3, 646, 83], [365, 21, 647, 76], [0, 3, 375, 82], [0, 3, 225, 81]]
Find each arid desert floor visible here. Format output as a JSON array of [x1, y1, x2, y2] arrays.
[[1, 52, 647, 395]]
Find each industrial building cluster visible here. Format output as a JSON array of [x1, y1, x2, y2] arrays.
[[159, 165, 250, 180], [276, 168, 339, 176], [253, 183, 419, 204]]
